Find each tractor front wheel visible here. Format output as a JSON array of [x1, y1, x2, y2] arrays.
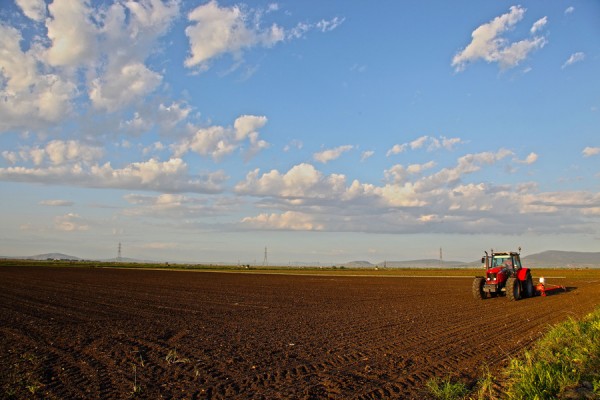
[[472, 277, 486, 300], [506, 277, 521, 301]]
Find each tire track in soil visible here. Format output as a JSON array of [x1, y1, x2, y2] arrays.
[[1, 266, 599, 399]]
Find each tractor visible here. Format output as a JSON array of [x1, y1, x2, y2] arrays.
[[472, 248, 534, 301]]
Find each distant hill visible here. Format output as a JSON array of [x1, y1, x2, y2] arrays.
[[523, 251, 600, 268], [344, 259, 467, 268], [344, 251, 600, 269], [19, 253, 82, 261], [1, 253, 153, 263]]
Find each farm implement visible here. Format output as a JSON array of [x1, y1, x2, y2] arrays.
[[535, 277, 567, 297], [473, 248, 566, 301]]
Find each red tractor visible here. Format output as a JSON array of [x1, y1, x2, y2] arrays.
[[472, 248, 534, 301]]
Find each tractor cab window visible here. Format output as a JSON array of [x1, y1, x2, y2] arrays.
[[492, 256, 511, 268], [513, 257, 521, 269]]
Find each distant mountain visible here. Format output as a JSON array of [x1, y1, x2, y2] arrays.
[[380, 259, 467, 268], [344, 259, 467, 268], [24, 253, 82, 261], [344, 260, 375, 268], [523, 251, 600, 268], [1, 253, 152, 263]]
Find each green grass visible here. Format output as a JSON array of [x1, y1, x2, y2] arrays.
[[427, 307, 600, 399], [426, 377, 469, 400], [502, 307, 600, 399]]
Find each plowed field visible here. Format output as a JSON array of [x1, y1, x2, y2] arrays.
[[1, 265, 600, 399]]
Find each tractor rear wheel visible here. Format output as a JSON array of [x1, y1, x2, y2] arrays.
[[523, 272, 534, 298], [472, 277, 486, 300], [506, 277, 521, 301]]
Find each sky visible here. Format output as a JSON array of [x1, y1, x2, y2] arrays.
[[0, 0, 598, 264]]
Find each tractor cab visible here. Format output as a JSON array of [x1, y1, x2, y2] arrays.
[[485, 252, 522, 277]]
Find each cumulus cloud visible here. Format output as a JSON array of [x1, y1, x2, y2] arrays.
[[565, 6, 575, 15], [582, 147, 600, 157], [0, 158, 227, 193], [44, 0, 98, 67], [562, 52, 585, 69], [313, 145, 353, 163], [515, 152, 538, 164], [360, 150, 375, 162], [452, 6, 547, 72], [235, 163, 336, 198], [0, 23, 78, 130], [39, 199, 74, 207], [387, 136, 463, 156], [184, 1, 285, 70], [530, 17, 547, 34], [14, 140, 103, 167], [54, 213, 89, 232], [386, 144, 407, 157], [283, 140, 303, 152], [122, 192, 236, 218], [16, 0, 47, 22], [241, 211, 324, 231], [184, 1, 342, 71], [316, 17, 345, 32], [1, 0, 180, 131], [232, 148, 593, 235], [89, 63, 163, 112], [385, 161, 437, 184], [172, 115, 269, 161]]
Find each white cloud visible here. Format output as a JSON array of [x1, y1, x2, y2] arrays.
[[530, 17, 547, 34], [562, 52, 585, 69], [172, 115, 269, 161], [44, 0, 98, 67], [515, 152, 538, 164], [283, 140, 303, 152], [2, 151, 18, 165], [184, 1, 342, 71], [316, 17, 345, 32], [386, 144, 407, 157], [387, 136, 463, 156], [241, 211, 324, 231], [1, 0, 180, 131], [184, 1, 285, 70], [89, 62, 163, 112], [16, 0, 47, 22], [360, 150, 375, 162], [410, 136, 428, 150], [54, 213, 89, 232], [17, 140, 103, 167], [236, 163, 331, 198], [565, 6, 575, 15], [0, 158, 227, 193], [0, 23, 78, 131], [452, 6, 547, 72], [582, 147, 600, 157], [232, 151, 598, 235], [122, 192, 235, 218], [313, 145, 353, 163], [45, 140, 103, 166], [40, 199, 74, 207], [385, 161, 436, 184]]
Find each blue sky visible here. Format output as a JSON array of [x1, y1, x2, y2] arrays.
[[0, 0, 598, 264]]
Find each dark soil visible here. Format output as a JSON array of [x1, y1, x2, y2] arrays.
[[1, 265, 599, 399]]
